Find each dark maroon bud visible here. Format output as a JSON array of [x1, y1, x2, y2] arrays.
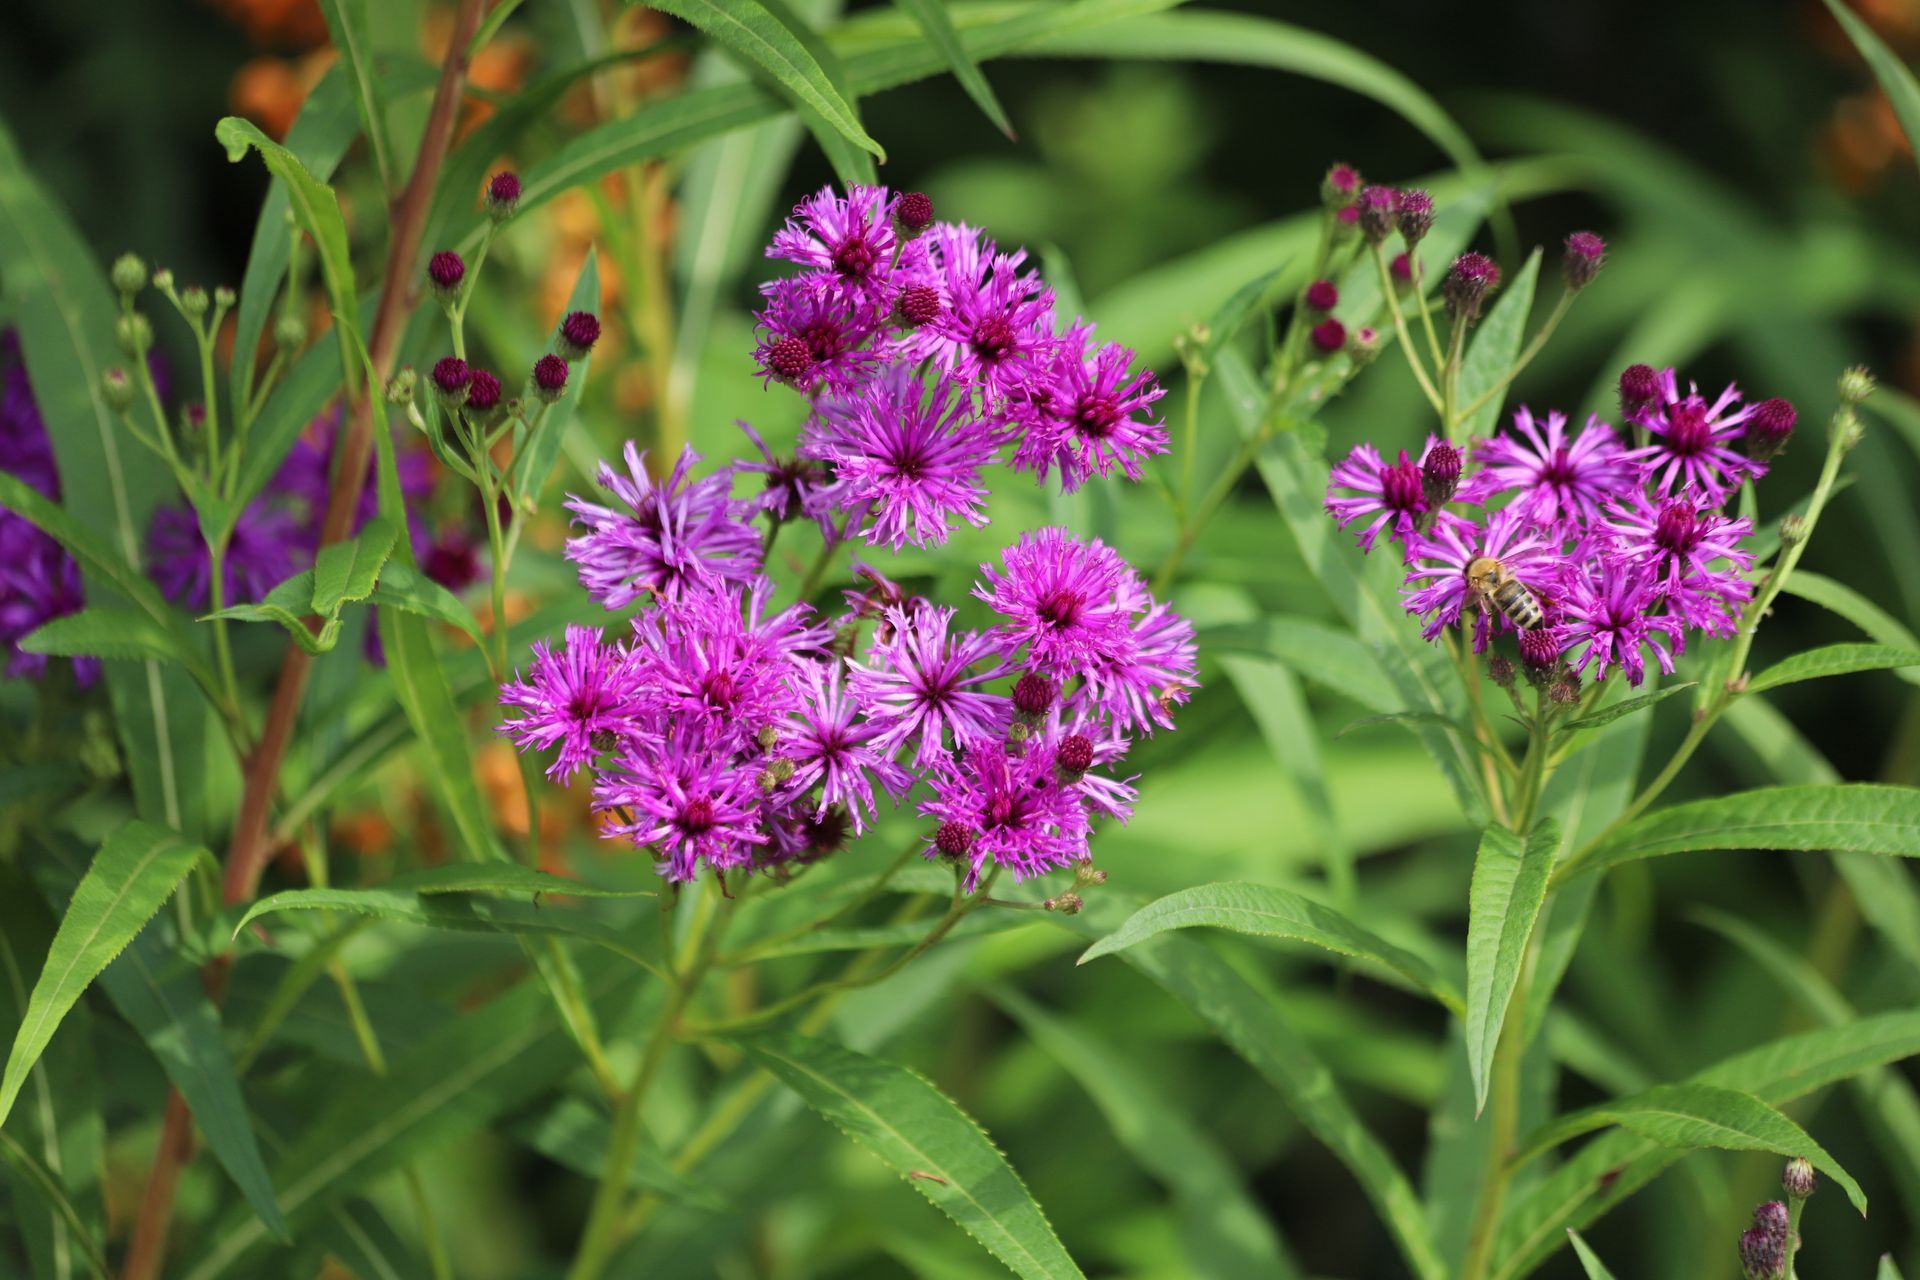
[[1332, 204, 1360, 240], [431, 356, 472, 404], [1443, 252, 1500, 324], [1057, 734, 1095, 775], [934, 820, 975, 858], [1753, 1201, 1789, 1237], [765, 335, 813, 385], [1390, 252, 1414, 286], [1744, 397, 1796, 461], [532, 353, 569, 403], [1357, 185, 1400, 244], [1619, 363, 1661, 418], [427, 251, 466, 296], [465, 368, 502, 414], [896, 283, 941, 327], [1563, 230, 1606, 291], [1013, 673, 1056, 717], [1421, 441, 1462, 507], [485, 171, 521, 221], [895, 191, 935, 236], [1310, 318, 1347, 354], [1321, 162, 1362, 208], [1304, 279, 1339, 312], [558, 310, 601, 361], [1738, 1226, 1781, 1280], [423, 528, 481, 592], [1396, 189, 1434, 245], [1519, 627, 1561, 671]]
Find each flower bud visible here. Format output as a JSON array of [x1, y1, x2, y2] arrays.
[[1321, 162, 1362, 209], [1562, 231, 1606, 291], [1396, 189, 1434, 246], [431, 356, 472, 406], [1075, 859, 1106, 886], [896, 283, 941, 327], [1519, 627, 1561, 675], [1012, 673, 1055, 717], [485, 171, 521, 221], [1331, 204, 1360, 243], [115, 312, 153, 357], [1839, 364, 1876, 405], [1421, 441, 1461, 507], [1744, 398, 1796, 461], [1783, 1157, 1816, 1201], [1310, 318, 1347, 354], [764, 335, 813, 387], [1779, 513, 1806, 547], [557, 310, 601, 361], [934, 821, 975, 859], [385, 368, 417, 404], [1390, 251, 1414, 291], [466, 368, 503, 417], [274, 314, 307, 350], [1356, 185, 1400, 244], [1349, 326, 1381, 366], [1549, 675, 1580, 704], [427, 250, 466, 299], [152, 268, 175, 292], [1044, 893, 1084, 915], [111, 253, 148, 295], [756, 724, 780, 750], [101, 367, 135, 412], [1304, 279, 1338, 313], [1739, 1226, 1784, 1280], [1056, 734, 1095, 776], [1619, 363, 1660, 418], [180, 286, 209, 318], [532, 353, 569, 403], [1487, 653, 1516, 687], [1443, 252, 1500, 324], [214, 285, 237, 310], [895, 191, 934, 237]]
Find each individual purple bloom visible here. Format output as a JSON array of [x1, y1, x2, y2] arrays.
[[627, 577, 825, 744], [847, 603, 1010, 768], [1036, 708, 1139, 824], [1472, 407, 1638, 530], [0, 544, 97, 685], [733, 420, 834, 537], [499, 623, 644, 780], [597, 738, 769, 881], [1626, 368, 1765, 502], [564, 443, 763, 607], [803, 365, 1005, 550], [1602, 491, 1755, 637], [919, 741, 1091, 891], [752, 277, 885, 394], [768, 184, 901, 307], [1326, 438, 1459, 555], [147, 501, 307, 609], [1557, 560, 1684, 686], [1013, 324, 1168, 491], [973, 528, 1137, 680], [1401, 507, 1560, 649], [925, 232, 1057, 400], [781, 660, 910, 832], [1075, 582, 1198, 735]]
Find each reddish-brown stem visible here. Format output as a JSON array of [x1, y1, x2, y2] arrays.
[[121, 4, 490, 1274]]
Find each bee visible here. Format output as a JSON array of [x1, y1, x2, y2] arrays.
[[1465, 556, 1545, 631]]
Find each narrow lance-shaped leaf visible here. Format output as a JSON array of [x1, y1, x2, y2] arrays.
[[732, 1030, 1087, 1280], [1078, 882, 1463, 1015], [1568, 784, 1920, 878], [1465, 821, 1559, 1113], [893, 0, 1016, 138], [1566, 1230, 1620, 1280], [20, 607, 218, 692], [0, 822, 206, 1130], [0, 1133, 111, 1280], [1748, 643, 1920, 693], [1559, 682, 1695, 732], [1821, 0, 1920, 170], [1779, 570, 1920, 687], [314, 0, 394, 188]]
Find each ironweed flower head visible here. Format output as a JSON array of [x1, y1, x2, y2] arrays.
[[1625, 367, 1765, 502], [1357, 185, 1400, 243], [1444, 252, 1500, 324], [564, 443, 763, 607], [499, 624, 643, 781], [427, 251, 466, 296], [558, 310, 601, 361], [1013, 324, 1168, 492], [1744, 397, 1796, 461], [1563, 231, 1606, 290], [1619, 363, 1660, 418], [974, 528, 1137, 682], [1473, 407, 1637, 531], [485, 170, 521, 220], [895, 191, 935, 236], [1321, 162, 1362, 207], [1396, 189, 1434, 245]]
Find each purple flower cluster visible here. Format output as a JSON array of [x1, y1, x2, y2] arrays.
[[0, 332, 96, 685], [503, 528, 1195, 888], [1327, 366, 1783, 685], [747, 185, 1168, 549]]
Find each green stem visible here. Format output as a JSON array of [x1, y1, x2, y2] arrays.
[[205, 538, 245, 733], [1459, 939, 1537, 1280], [1411, 258, 1446, 370], [1179, 365, 1203, 519], [1452, 288, 1575, 429], [1371, 246, 1445, 415]]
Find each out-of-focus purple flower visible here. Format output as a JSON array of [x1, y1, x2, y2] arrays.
[[753, 277, 884, 394], [768, 184, 901, 308], [1626, 368, 1764, 502], [1602, 491, 1755, 637], [803, 365, 1005, 550], [1402, 507, 1559, 649], [564, 444, 763, 607], [974, 528, 1136, 680], [1472, 407, 1638, 530], [1013, 325, 1167, 492], [597, 739, 769, 881], [781, 660, 909, 832], [147, 501, 307, 609], [919, 740, 1091, 891], [847, 603, 1009, 768], [1558, 560, 1684, 686], [499, 623, 644, 780]]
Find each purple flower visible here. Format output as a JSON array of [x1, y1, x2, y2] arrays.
[[733, 420, 833, 536], [919, 741, 1092, 891], [768, 184, 901, 307], [597, 738, 769, 881], [803, 365, 1005, 550], [564, 444, 763, 607], [1013, 324, 1168, 492], [1472, 407, 1638, 530], [781, 660, 909, 833], [148, 501, 307, 609], [1401, 507, 1560, 649], [1037, 708, 1139, 824], [1626, 368, 1765, 502], [0, 544, 96, 685], [1075, 585, 1198, 735], [753, 277, 884, 394], [924, 231, 1057, 400], [974, 528, 1137, 680], [1326, 439, 1456, 555], [847, 604, 1009, 769], [626, 578, 825, 744], [1558, 560, 1684, 686], [1602, 491, 1754, 637], [499, 623, 644, 780]]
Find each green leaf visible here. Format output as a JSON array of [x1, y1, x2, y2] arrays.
[[992, 987, 1302, 1280], [1453, 248, 1540, 439], [1464, 822, 1558, 1113], [515, 248, 600, 505], [1748, 643, 1920, 693], [1222, 656, 1354, 906], [370, 562, 486, 648], [1052, 900, 1446, 1280], [1571, 784, 1920, 877], [384, 864, 652, 899], [1882, 1257, 1909, 1280], [1779, 570, 1920, 687], [1077, 882, 1462, 1014], [0, 822, 205, 1130], [1565, 1230, 1619, 1280], [205, 571, 335, 655], [1512, 1082, 1866, 1215], [19, 606, 212, 683], [1197, 264, 1287, 369], [732, 1030, 1086, 1280], [644, 0, 885, 160], [1559, 682, 1695, 732], [314, 0, 394, 188], [1201, 617, 1396, 713], [1821, 0, 1920, 170], [311, 514, 398, 615], [893, 0, 1015, 137], [0, 1133, 111, 1280], [740, 910, 1031, 960]]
